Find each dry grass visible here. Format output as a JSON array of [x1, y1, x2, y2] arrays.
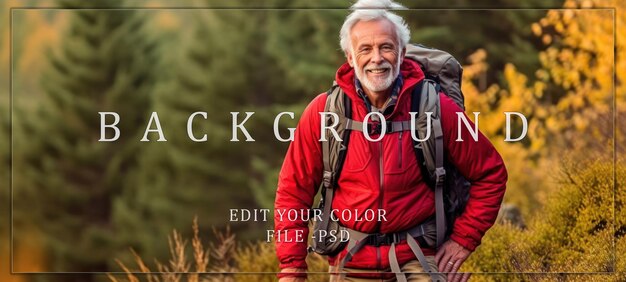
[[107, 216, 234, 282], [108, 217, 331, 282]]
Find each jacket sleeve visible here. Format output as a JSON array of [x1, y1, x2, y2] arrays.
[[274, 94, 327, 277], [439, 94, 508, 251]]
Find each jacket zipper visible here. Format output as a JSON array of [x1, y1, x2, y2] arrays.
[[378, 141, 384, 232], [398, 132, 403, 168], [377, 140, 384, 271]]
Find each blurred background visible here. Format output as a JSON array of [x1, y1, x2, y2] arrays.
[[0, 0, 624, 281]]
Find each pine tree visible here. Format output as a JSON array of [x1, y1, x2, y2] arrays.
[[110, 4, 270, 263], [248, 0, 347, 209], [12, 0, 159, 276], [111, 3, 349, 264]]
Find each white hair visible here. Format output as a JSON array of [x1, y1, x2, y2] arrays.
[[339, 0, 410, 56]]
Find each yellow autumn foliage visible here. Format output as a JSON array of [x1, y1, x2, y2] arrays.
[[461, 0, 624, 216], [459, 0, 625, 279]]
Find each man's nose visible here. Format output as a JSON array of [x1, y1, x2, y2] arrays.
[[370, 48, 384, 64]]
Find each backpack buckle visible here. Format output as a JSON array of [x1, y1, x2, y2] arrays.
[[322, 171, 333, 188], [366, 121, 393, 136], [370, 233, 387, 247], [367, 123, 381, 135], [367, 233, 399, 246], [435, 167, 446, 185]]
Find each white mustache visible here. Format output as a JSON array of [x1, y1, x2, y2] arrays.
[[364, 62, 392, 71]]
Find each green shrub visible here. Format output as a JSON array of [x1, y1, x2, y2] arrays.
[[465, 161, 625, 281]]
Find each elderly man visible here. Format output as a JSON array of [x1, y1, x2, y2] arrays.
[[274, 0, 507, 281]]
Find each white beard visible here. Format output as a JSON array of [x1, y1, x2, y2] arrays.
[[352, 55, 401, 92]]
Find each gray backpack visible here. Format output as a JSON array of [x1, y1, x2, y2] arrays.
[[310, 44, 470, 282]]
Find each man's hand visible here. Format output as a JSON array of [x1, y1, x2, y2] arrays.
[[278, 268, 306, 282], [435, 240, 472, 282]]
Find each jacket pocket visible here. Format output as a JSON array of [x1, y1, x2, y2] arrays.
[[342, 133, 372, 172], [386, 131, 417, 175]]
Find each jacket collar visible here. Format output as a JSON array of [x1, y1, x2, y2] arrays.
[[354, 76, 403, 114]]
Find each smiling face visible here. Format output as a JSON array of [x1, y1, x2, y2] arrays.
[[347, 19, 404, 94]]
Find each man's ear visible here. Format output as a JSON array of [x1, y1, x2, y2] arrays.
[[346, 51, 354, 67], [400, 46, 406, 61]]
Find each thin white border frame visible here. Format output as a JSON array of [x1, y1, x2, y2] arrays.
[[8, 6, 618, 277]]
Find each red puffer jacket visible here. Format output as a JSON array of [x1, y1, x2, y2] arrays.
[[274, 59, 507, 277]]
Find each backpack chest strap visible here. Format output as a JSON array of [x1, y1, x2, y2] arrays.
[[345, 118, 412, 135]]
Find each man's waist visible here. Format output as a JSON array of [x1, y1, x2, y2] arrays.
[[344, 216, 437, 248], [336, 209, 436, 235], [328, 245, 436, 268]]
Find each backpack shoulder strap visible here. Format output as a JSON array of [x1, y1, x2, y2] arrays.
[[411, 79, 447, 247], [322, 83, 352, 189], [317, 83, 352, 238], [411, 80, 432, 187]]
